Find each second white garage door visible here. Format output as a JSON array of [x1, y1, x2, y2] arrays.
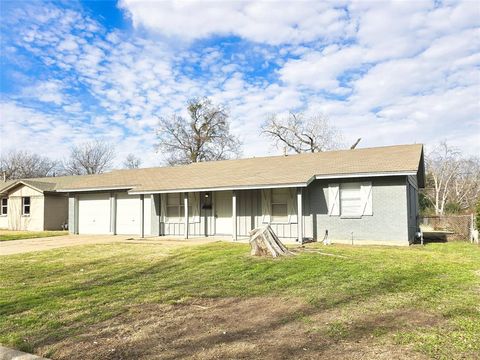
[[116, 193, 141, 235], [78, 193, 111, 234]]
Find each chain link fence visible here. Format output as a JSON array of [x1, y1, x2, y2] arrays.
[[419, 214, 475, 242]]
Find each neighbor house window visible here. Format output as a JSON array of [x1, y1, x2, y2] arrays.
[[22, 197, 31, 215], [0, 198, 7, 215], [271, 188, 288, 223], [340, 183, 362, 217]]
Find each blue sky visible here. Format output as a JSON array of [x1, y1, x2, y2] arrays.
[[0, 0, 479, 167]]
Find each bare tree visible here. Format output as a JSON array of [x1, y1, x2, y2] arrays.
[[123, 153, 142, 169], [450, 157, 480, 211], [0, 150, 59, 180], [63, 140, 115, 175], [156, 98, 241, 165], [424, 141, 480, 215], [262, 112, 343, 153]]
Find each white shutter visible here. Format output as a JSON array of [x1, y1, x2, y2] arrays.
[[328, 184, 340, 216], [287, 188, 297, 223], [160, 194, 167, 222], [190, 193, 200, 222], [361, 182, 373, 216], [261, 189, 271, 223]]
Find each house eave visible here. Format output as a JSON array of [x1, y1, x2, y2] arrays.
[[128, 182, 308, 195], [313, 171, 417, 181], [57, 186, 135, 193]]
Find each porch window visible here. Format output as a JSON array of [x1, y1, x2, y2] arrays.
[[271, 188, 288, 223], [22, 196, 31, 215], [166, 193, 183, 220], [340, 183, 362, 217], [1, 198, 7, 215], [165, 193, 193, 222]]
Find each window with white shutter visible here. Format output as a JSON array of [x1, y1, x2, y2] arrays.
[[340, 183, 362, 217]]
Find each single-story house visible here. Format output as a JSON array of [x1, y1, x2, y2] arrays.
[[53, 143, 424, 246], [0, 176, 81, 231]]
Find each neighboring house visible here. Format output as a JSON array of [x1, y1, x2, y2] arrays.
[[0, 176, 80, 231], [55, 144, 425, 246]]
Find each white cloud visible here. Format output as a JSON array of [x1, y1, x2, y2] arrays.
[[119, 0, 353, 45], [2, 0, 479, 169], [279, 45, 365, 92], [22, 80, 66, 105]]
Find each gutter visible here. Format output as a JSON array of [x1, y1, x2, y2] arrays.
[[56, 186, 135, 193], [57, 171, 417, 195], [128, 182, 307, 195]]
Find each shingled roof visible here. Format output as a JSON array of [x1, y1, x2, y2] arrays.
[[0, 174, 89, 195], [0, 144, 424, 195], [56, 144, 424, 193]]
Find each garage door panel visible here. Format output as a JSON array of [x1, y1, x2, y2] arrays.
[[78, 194, 110, 234], [116, 193, 141, 235]]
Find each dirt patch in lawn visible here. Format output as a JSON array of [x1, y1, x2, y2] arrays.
[[42, 297, 437, 360]]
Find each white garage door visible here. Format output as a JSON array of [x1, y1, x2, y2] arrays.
[[78, 193, 111, 234], [116, 193, 141, 235]]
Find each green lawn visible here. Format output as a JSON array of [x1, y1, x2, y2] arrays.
[[0, 230, 68, 241], [0, 241, 479, 359]]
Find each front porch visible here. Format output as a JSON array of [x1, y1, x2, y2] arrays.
[[153, 187, 306, 243]]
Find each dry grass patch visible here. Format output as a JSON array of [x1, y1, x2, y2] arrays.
[[44, 297, 432, 360]]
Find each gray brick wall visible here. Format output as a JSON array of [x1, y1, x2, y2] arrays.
[[306, 177, 409, 245]]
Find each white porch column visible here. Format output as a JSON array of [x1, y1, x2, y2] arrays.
[[140, 194, 145, 238], [184, 192, 189, 239], [110, 192, 116, 235], [232, 190, 237, 241], [297, 188, 303, 243]]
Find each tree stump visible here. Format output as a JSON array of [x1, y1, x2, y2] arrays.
[[249, 225, 292, 257]]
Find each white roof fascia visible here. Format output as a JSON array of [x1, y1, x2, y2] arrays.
[[314, 171, 416, 181], [128, 182, 307, 195], [57, 186, 135, 193]]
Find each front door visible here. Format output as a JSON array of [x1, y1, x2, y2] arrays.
[[215, 191, 232, 235], [201, 191, 214, 236]]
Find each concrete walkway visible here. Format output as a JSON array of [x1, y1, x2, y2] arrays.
[[0, 235, 226, 256], [0, 346, 49, 360]]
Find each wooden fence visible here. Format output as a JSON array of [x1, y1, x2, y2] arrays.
[[419, 214, 475, 242]]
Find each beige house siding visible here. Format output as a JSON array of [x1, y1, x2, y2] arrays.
[[6, 185, 45, 231], [43, 195, 68, 230], [0, 212, 7, 229]]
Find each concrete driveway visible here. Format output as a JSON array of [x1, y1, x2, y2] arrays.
[[0, 235, 224, 256]]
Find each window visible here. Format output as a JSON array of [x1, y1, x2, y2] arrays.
[[22, 196, 31, 215], [166, 193, 181, 219], [271, 188, 288, 223], [340, 183, 361, 217], [0, 198, 7, 215], [166, 193, 190, 221]]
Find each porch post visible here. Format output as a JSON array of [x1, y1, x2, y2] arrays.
[[140, 194, 144, 238], [110, 192, 117, 235], [232, 190, 237, 241], [184, 192, 189, 239], [297, 187, 303, 243]]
